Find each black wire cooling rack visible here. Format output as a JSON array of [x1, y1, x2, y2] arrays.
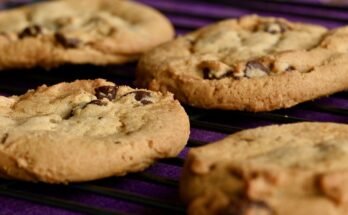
[[2, 68, 348, 215], [0, 0, 348, 215]]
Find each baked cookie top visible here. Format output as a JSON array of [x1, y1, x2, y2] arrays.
[[0, 0, 174, 69], [0, 79, 189, 183], [136, 15, 348, 112], [181, 122, 348, 215]]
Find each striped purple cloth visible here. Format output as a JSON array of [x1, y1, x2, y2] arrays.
[[0, 1, 348, 215]]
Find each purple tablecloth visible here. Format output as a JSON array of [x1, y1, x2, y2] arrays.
[[0, 0, 348, 215]]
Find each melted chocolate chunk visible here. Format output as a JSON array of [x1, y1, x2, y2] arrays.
[[95, 86, 118, 101], [134, 91, 153, 105], [55, 33, 80, 48], [244, 61, 270, 78], [245, 61, 269, 72], [65, 99, 107, 119], [123, 90, 153, 105], [285, 65, 295, 72], [140, 99, 153, 105], [220, 70, 235, 79], [202, 67, 211, 79], [133, 91, 151, 101], [63, 109, 74, 120], [222, 199, 274, 215], [18, 25, 42, 39]]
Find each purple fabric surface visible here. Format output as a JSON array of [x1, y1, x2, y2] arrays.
[[0, 197, 82, 215], [0, 0, 348, 215]]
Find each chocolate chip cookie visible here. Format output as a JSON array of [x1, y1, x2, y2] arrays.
[[0, 79, 189, 183], [0, 0, 174, 69], [136, 15, 348, 112], [181, 122, 348, 215]]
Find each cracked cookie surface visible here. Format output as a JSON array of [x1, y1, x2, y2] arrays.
[[181, 122, 348, 215], [0, 79, 189, 183], [0, 0, 174, 69], [136, 15, 348, 111]]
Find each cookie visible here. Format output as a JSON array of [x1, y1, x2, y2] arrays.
[[0, 79, 189, 183], [181, 122, 348, 215], [135, 15, 348, 112], [0, 0, 174, 69]]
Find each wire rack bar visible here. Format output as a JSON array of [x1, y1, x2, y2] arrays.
[[0, 186, 124, 215], [302, 103, 348, 116], [159, 157, 186, 167], [70, 184, 185, 214], [129, 173, 179, 188]]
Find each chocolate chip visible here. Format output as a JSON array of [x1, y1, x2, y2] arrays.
[[244, 61, 269, 78], [285, 65, 295, 72], [202, 67, 211, 79], [123, 90, 153, 105], [134, 91, 150, 100], [221, 71, 235, 79], [134, 91, 152, 105], [95, 86, 118, 101], [54, 32, 80, 48], [222, 199, 274, 215], [64, 99, 107, 119], [262, 22, 288, 34], [63, 109, 74, 120], [18, 25, 42, 39], [1, 133, 8, 144], [140, 99, 153, 105]]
